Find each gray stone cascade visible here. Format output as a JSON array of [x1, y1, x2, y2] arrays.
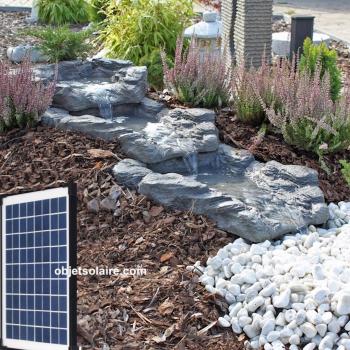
[[33, 59, 148, 113], [43, 100, 329, 242], [113, 146, 329, 243]]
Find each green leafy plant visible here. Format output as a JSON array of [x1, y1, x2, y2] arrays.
[[88, 0, 110, 22], [299, 37, 342, 101], [27, 26, 92, 62], [38, 0, 89, 25], [100, 0, 193, 89], [162, 38, 229, 108], [340, 160, 350, 186]]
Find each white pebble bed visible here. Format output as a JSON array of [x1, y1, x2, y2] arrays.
[[191, 202, 350, 350]]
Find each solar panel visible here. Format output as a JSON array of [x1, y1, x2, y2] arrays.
[[1, 186, 77, 350]]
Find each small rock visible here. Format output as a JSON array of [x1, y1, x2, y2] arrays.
[[218, 317, 231, 328], [87, 198, 100, 212], [300, 322, 317, 338], [337, 291, 350, 315], [273, 288, 291, 308], [101, 197, 118, 211]]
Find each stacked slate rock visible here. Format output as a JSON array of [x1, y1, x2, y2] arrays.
[[233, 0, 273, 67], [221, 0, 237, 67]]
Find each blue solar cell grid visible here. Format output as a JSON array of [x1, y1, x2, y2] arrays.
[[4, 196, 69, 345]]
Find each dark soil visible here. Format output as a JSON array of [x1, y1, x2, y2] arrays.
[[0, 126, 244, 350], [216, 112, 350, 203]]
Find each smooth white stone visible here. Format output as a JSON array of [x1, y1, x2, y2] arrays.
[[316, 323, 328, 337], [248, 296, 265, 313], [306, 310, 322, 325], [237, 308, 248, 318], [231, 263, 242, 274], [328, 318, 341, 333], [312, 288, 330, 305], [246, 290, 259, 303], [303, 343, 317, 350], [296, 310, 307, 325], [228, 283, 241, 296], [259, 335, 267, 346], [216, 278, 227, 289], [200, 274, 215, 286], [339, 316, 349, 327], [319, 334, 335, 350], [275, 313, 286, 326], [250, 340, 260, 349], [339, 339, 350, 350], [337, 291, 350, 315], [239, 316, 252, 327], [267, 331, 280, 342], [218, 317, 231, 327], [244, 324, 260, 339], [229, 302, 242, 317], [322, 312, 333, 324], [243, 269, 257, 284], [289, 345, 298, 350], [280, 327, 293, 338], [345, 321, 350, 331], [289, 334, 300, 345], [319, 303, 330, 313], [305, 299, 318, 310], [225, 292, 236, 304], [231, 318, 242, 334], [285, 310, 296, 323], [264, 344, 273, 350], [260, 284, 277, 297], [261, 318, 276, 336], [273, 289, 291, 308], [313, 264, 326, 280], [300, 322, 318, 338], [292, 303, 305, 311]]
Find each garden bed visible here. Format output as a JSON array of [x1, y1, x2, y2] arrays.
[[0, 126, 245, 349]]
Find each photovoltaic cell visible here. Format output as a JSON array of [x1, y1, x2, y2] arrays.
[[1, 187, 74, 350]]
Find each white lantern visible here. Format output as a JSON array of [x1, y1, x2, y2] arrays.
[[184, 11, 222, 54]]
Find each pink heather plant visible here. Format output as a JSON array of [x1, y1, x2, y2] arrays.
[[263, 57, 350, 154], [0, 58, 56, 132], [162, 37, 229, 108], [231, 56, 273, 125]]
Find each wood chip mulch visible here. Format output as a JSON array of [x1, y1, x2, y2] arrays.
[[0, 126, 244, 350], [216, 112, 350, 203]]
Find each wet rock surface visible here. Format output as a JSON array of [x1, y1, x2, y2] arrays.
[[34, 59, 148, 112], [115, 144, 329, 242], [41, 62, 329, 242]]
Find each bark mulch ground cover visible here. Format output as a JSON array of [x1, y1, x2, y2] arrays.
[[216, 112, 350, 204], [0, 126, 245, 350]]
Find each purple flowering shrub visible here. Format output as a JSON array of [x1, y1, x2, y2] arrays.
[[162, 38, 229, 108], [0, 59, 55, 132]]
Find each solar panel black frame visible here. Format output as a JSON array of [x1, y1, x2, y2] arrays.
[[0, 184, 77, 350]]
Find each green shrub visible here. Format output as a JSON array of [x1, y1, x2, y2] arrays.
[[88, 0, 111, 22], [162, 38, 229, 108], [38, 0, 89, 25], [100, 0, 193, 89], [27, 26, 92, 62], [299, 38, 342, 101], [340, 160, 350, 186]]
